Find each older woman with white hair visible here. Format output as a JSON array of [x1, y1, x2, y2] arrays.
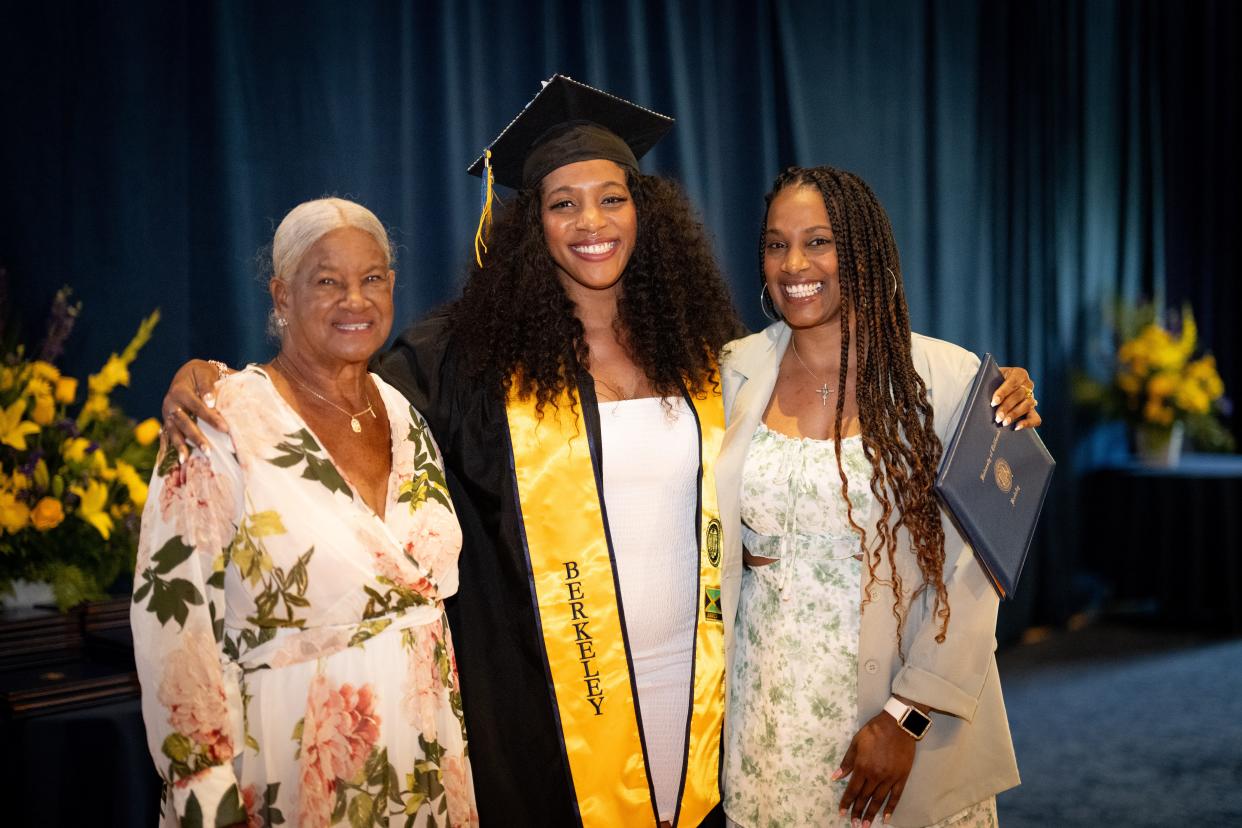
[[132, 198, 478, 827]]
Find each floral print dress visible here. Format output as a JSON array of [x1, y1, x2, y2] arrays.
[[723, 424, 997, 828], [132, 367, 477, 828]]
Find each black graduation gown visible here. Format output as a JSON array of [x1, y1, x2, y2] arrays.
[[373, 312, 723, 828]]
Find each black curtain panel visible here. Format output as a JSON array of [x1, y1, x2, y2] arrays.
[[2, 0, 1238, 633]]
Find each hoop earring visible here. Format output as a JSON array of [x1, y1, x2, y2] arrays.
[[759, 284, 782, 322], [885, 267, 898, 303]]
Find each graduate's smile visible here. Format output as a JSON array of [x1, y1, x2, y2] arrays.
[[541, 159, 637, 294]]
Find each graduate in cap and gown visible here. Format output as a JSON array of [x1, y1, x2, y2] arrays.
[[164, 75, 743, 827]]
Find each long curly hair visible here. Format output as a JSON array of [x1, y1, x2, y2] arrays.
[[450, 170, 742, 408], [762, 166, 951, 645]]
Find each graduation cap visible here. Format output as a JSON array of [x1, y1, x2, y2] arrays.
[[468, 74, 674, 265]]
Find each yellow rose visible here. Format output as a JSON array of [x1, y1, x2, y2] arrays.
[[1146, 372, 1178, 399], [30, 496, 65, 531], [0, 491, 31, 534], [134, 417, 161, 447], [55, 376, 78, 404], [1143, 398, 1175, 427], [62, 437, 92, 463], [31, 393, 55, 426]]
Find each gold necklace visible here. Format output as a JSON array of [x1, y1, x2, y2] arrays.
[[790, 340, 834, 407], [275, 356, 376, 434]]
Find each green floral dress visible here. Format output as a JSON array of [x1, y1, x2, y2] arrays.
[[132, 367, 477, 828], [723, 423, 997, 828]]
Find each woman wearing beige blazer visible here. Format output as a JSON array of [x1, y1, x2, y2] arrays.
[[716, 167, 1039, 828]]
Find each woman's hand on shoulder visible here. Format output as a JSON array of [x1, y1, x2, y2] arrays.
[[834, 708, 919, 826], [993, 366, 1042, 431], [162, 360, 232, 461]]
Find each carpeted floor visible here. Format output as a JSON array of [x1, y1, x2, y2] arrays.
[[995, 623, 1242, 827]]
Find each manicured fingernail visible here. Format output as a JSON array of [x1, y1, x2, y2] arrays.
[[178, 449, 187, 464], [853, 819, 862, 828], [990, 395, 1000, 407], [204, 392, 216, 409], [884, 815, 892, 825], [831, 768, 842, 780], [840, 809, 848, 818], [994, 413, 1003, 424], [863, 821, 872, 828], [1014, 424, 1024, 432], [1003, 416, 1012, 427]]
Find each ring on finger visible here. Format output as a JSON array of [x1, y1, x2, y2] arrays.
[[1023, 385, 1034, 399]]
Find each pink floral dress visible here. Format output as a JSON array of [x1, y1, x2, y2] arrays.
[[132, 367, 477, 828]]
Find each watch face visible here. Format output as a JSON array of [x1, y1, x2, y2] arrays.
[[903, 709, 932, 737]]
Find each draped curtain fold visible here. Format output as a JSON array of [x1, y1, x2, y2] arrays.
[[3, 0, 1238, 630]]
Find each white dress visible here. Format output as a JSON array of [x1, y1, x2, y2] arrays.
[[598, 397, 699, 822], [723, 423, 997, 828], [132, 368, 478, 828]]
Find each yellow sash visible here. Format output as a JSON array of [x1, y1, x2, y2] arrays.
[[505, 380, 726, 827]]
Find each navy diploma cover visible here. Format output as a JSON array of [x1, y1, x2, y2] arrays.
[[935, 354, 1055, 599]]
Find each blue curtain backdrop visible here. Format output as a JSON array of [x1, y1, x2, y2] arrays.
[[3, 0, 1239, 632]]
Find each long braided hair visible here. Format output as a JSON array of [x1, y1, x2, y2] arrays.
[[761, 166, 951, 644], [451, 170, 742, 410]]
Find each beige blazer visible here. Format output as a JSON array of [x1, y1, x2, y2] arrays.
[[717, 322, 1020, 827]]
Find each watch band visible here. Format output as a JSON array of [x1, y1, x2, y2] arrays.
[[883, 696, 932, 740]]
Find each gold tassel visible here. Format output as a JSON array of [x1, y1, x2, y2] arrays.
[[474, 149, 495, 268]]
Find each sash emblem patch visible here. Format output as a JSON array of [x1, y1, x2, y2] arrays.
[[703, 585, 723, 622], [706, 518, 722, 567]]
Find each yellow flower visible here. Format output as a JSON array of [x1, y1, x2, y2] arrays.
[[0, 491, 31, 533], [92, 449, 116, 481], [55, 376, 78, 404], [62, 437, 92, 463], [0, 366, 13, 392], [70, 480, 113, 540], [30, 361, 61, 383], [6, 470, 31, 492], [30, 497, 65, 531], [134, 417, 161, 447], [87, 354, 131, 397], [31, 393, 56, 426], [33, 459, 49, 489], [0, 399, 42, 450], [1116, 371, 1141, 396], [114, 460, 148, 508], [1146, 371, 1179, 399], [1174, 382, 1211, 415], [79, 393, 110, 421], [1142, 397, 1175, 427]]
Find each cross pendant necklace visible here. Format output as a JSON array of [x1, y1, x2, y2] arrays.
[[791, 340, 833, 407]]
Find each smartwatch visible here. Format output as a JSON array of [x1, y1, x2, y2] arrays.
[[883, 696, 932, 740]]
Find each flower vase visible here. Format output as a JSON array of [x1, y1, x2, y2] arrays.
[[1, 579, 56, 610], [1134, 422, 1184, 467]]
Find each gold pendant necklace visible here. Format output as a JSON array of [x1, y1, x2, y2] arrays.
[[275, 356, 376, 433], [790, 340, 833, 407]]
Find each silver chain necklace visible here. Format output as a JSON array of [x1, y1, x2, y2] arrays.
[[790, 340, 834, 407], [275, 355, 376, 433]]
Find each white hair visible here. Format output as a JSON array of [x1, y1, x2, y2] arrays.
[[267, 197, 392, 336]]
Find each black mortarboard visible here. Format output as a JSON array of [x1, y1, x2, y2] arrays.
[[468, 74, 674, 190], [467, 75, 674, 266]]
